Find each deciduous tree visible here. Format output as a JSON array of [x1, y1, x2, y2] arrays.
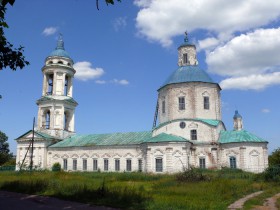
[[0, 130, 12, 165], [0, 0, 29, 71], [269, 148, 280, 166]]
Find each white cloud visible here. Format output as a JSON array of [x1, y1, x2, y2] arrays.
[[95, 80, 106, 84], [262, 109, 271, 113], [73, 61, 104, 81], [42, 27, 58, 36], [220, 72, 280, 90], [207, 28, 280, 77], [198, 37, 219, 51], [113, 17, 127, 31], [112, 79, 129, 85], [134, 0, 280, 47]]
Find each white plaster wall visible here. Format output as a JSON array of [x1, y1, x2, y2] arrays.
[[158, 82, 221, 124], [153, 120, 221, 142], [16, 140, 50, 170], [220, 142, 268, 173]]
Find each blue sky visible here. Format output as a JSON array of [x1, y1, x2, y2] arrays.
[[0, 0, 280, 154]]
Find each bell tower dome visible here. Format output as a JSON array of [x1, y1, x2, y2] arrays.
[[36, 35, 78, 139]]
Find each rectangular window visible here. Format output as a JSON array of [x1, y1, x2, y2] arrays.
[[178, 97, 185, 110], [199, 158, 206, 169], [83, 159, 87, 171], [230, 157, 237, 169], [204, 96, 210, 110], [104, 159, 109, 171], [190, 129, 197, 140], [93, 159, 98, 171], [183, 53, 188, 64], [138, 159, 143, 172], [63, 159, 67, 170], [126, 159, 132, 172], [115, 159, 120, 171], [162, 100, 165, 114], [155, 158, 163, 172], [73, 159, 77, 171]]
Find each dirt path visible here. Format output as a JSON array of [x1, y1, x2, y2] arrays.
[[227, 191, 263, 209], [252, 193, 280, 210], [0, 190, 119, 210]]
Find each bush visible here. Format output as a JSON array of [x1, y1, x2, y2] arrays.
[[263, 165, 280, 182], [176, 167, 211, 182], [52, 162, 61, 172]]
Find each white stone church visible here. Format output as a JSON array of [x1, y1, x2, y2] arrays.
[[15, 35, 268, 173]]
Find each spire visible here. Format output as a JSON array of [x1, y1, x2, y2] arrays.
[[184, 31, 189, 43], [56, 33, 65, 50]]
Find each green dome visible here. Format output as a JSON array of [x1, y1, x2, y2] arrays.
[[159, 65, 217, 89], [49, 35, 71, 59]]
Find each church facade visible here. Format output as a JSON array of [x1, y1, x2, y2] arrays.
[[15, 35, 268, 173]]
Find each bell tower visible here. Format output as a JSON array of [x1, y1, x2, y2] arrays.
[[36, 35, 78, 139]]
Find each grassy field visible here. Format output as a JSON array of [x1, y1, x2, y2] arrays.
[[0, 169, 279, 210]]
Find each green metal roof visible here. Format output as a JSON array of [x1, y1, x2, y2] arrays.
[[219, 130, 267, 144], [153, 118, 222, 131], [37, 96, 78, 105], [15, 130, 55, 141], [159, 66, 218, 90], [49, 36, 71, 59], [50, 131, 189, 148], [145, 133, 187, 143]]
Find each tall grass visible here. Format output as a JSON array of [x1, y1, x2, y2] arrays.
[[0, 170, 273, 210]]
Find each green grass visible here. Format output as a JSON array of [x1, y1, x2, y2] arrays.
[[0, 169, 277, 210]]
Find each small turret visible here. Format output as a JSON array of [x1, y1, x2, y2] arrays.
[[177, 32, 198, 66], [233, 110, 243, 131]]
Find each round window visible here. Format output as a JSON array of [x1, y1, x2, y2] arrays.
[[180, 122, 186, 129]]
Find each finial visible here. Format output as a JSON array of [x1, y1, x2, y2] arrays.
[[56, 33, 65, 50], [184, 31, 188, 43]]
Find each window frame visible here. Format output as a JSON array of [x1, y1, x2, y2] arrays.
[[73, 159, 77, 171], [204, 96, 210, 110], [104, 159, 109, 171], [126, 159, 132, 172], [63, 159, 67, 171], [178, 97, 185, 110], [199, 158, 206, 169], [162, 100, 166, 114], [155, 158, 163, 172], [93, 159, 98, 171], [183, 53, 188, 64], [83, 159, 87, 171], [190, 129, 197, 140], [138, 159, 143, 172], [115, 159, 120, 171], [229, 156, 237, 169]]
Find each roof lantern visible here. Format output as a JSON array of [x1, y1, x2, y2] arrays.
[[233, 110, 242, 119], [49, 34, 71, 59]]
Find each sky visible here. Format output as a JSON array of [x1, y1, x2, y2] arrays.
[[0, 0, 280, 154]]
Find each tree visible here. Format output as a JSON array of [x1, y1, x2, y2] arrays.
[[96, 0, 121, 10], [0, 0, 29, 71], [0, 130, 12, 165], [269, 148, 280, 167]]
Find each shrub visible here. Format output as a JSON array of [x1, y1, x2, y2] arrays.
[[52, 162, 61, 172], [176, 167, 211, 182]]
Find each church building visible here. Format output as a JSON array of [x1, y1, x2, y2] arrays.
[[15, 34, 268, 173]]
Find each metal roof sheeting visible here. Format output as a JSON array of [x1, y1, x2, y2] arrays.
[[50, 131, 189, 148], [159, 66, 217, 90], [219, 130, 267, 144]]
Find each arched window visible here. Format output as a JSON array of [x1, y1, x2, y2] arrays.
[[47, 74, 53, 95], [48, 61, 53, 65], [229, 156, 236, 169], [64, 76, 69, 96], [204, 96, 210, 110], [183, 53, 188, 64], [64, 112, 68, 131], [45, 110, 50, 129], [58, 61, 63, 64]]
